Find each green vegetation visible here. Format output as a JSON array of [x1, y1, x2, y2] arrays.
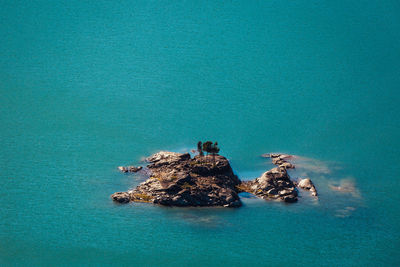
[[202, 141, 220, 166], [202, 141, 213, 157], [198, 141, 220, 166]]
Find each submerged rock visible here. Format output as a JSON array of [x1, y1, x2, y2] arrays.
[[329, 179, 361, 198]]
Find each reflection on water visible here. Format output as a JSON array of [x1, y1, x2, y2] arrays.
[[158, 207, 237, 228], [179, 213, 221, 226]]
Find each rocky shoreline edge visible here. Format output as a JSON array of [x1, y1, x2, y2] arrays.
[[111, 151, 317, 207]]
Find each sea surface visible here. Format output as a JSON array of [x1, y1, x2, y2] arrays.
[[1, 1, 399, 266]]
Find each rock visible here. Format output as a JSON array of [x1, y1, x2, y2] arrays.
[[128, 166, 142, 172], [146, 151, 190, 168], [115, 152, 242, 208], [240, 166, 298, 203], [246, 152, 300, 202], [283, 195, 298, 203], [279, 189, 293, 196], [279, 154, 292, 160], [224, 199, 242, 207], [267, 188, 279, 195], [118, 166, 142, 173], [279, 162, 295, 169], [298, 178, 318, 196], [270, 153, 281, 158], [112, 150, 319, 207], [262, 153, 295, 169], [271, 158, 282, 165], [118, 166, 128, 172], [298, 178, 313, 189], [111, 192, 131, 203]]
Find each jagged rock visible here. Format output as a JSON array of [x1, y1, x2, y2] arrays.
[[279, 162, 295, 169], [240, 167, 298, 202], [265, 153, 295, 168], [261, 153, 320, 198], [146, 151, 190, 168], [129, 166, 142, 172], [111, 192, 131, 203], [298, 178, 313, 190], [112, 152, 242, 207], [298, 178, 318, 196]]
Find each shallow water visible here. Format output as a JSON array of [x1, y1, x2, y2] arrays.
[[1, 0, 400, 266]]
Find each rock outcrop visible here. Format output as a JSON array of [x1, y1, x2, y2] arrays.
[[239, 166, 298, 203], [262, 153, 295, 169], [111, 192, 131, 203], [298, 178, 318, 196], [118, 166, 143, 173], [112, 151, 242, 207], [111, 151, 319, 207]]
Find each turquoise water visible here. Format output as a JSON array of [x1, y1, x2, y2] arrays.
[[1, 0, 399, 266]]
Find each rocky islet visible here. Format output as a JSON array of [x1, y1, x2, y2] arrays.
[[111, 151, 317, 207]]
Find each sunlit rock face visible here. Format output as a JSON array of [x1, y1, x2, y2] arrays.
[[298, 178, 318, 196], [112, 151, 242, 207], [240, 166, 298, 203]]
